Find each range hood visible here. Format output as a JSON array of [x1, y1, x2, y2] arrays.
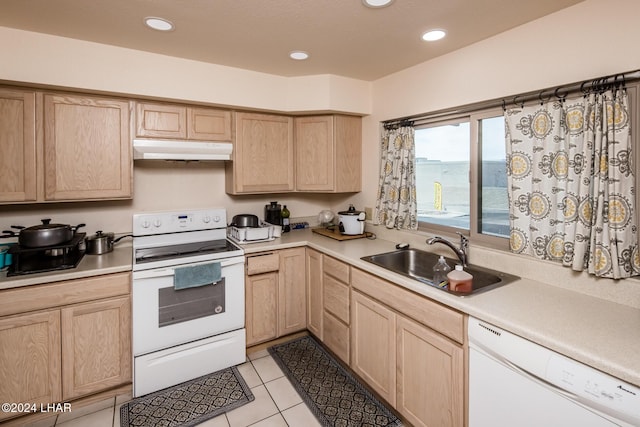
[[133, 139, 233, 161]]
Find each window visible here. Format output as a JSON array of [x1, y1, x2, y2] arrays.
[[415, 120, 470, 230], [415, 109, 508, 246]]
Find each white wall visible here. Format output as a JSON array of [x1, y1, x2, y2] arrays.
[[352, 0, 640, 304], [0, 27, 371, 114], [354, 0, 640, 211], [0, 26, 371, 233]]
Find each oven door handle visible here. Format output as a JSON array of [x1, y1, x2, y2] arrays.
[[132, 257, 244, 280]]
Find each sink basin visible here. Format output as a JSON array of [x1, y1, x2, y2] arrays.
[[361, 248, 519, 296]]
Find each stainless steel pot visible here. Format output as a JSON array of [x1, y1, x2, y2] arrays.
[[85, 231, 129, 255], [231, 214, 260, 228], [12, 219, 85, 248]]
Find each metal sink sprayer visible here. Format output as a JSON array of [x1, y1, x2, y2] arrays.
[[426, 233, 469, 267]]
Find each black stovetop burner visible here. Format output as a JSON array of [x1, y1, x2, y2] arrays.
[[7, 233, 86, 277]]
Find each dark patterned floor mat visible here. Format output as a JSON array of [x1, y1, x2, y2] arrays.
[[269, 336, 402, 427], [120, 366, 254, 427]]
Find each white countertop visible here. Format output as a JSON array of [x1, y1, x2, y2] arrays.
[[241, 229, 640, 388], [1, 230, 638, 388], [0, 244, 132, 288]]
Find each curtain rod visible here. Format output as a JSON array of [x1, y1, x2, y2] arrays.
[[383, 69, 640, 128]]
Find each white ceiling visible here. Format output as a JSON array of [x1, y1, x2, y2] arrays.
[[0, 0, 583, 81]]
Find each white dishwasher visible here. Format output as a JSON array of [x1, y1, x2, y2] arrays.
[[468, 317, 640, 427]]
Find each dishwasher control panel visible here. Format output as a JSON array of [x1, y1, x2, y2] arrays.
[[546, 354, 640, 424]]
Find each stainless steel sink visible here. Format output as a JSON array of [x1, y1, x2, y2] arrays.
[[361, 248, 519, 296]]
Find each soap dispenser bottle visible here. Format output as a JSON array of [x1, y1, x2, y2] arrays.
[[447, 264, 473, 293], [432, 256, 451, 288]]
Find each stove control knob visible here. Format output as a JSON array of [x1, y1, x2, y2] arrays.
[[213, 216, 221, 223], [153, 219, 162, 228], [141, 220, 151, 229], [202, 215, 211, 223]]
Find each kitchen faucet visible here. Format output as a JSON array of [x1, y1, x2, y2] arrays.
[[426, 233, 469, 267]]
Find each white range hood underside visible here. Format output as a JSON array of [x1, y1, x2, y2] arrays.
[[133, 139, 233, 161]]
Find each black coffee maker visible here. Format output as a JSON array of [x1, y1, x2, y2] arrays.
[[265, 201, 282, 225]]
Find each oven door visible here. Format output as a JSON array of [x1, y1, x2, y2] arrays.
[[132, 256, 245, 356]]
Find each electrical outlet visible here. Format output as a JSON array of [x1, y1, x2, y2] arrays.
[[364, 207, 372, 220]]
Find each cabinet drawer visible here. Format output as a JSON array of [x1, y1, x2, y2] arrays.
[[323, 312, 349, 364], [246, 253, 280, 275], [323, 275, 349, 324], [323, 255, 349, 283], [351, 268, 464, 344], [0, 272, 131, 317]]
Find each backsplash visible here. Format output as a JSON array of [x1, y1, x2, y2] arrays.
[[366, 222, 640, 309]]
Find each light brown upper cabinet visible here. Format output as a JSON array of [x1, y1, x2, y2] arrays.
[[226, 112, 294, 194], [1, 88, 133, 203], [295, 115, 361, 193], [43, 93, 132, 201], [0, 87, 37, 202], [135, 102, 232, 141], [226, 113, 361, 195]]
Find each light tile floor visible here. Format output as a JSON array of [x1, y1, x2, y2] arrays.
[[31, 349, 322, 427]]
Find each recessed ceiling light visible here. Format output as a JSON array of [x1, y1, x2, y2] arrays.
[[289, 51, 309, 60], [422, 29, 446, 41], [144, 17, 174, 31], [362, 0, 394, 8]]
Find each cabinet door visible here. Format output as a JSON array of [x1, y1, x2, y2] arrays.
[[226, 112, 294, 194], [245, 272, 278, 346], [351, 291, 396, 406], [135, 102, 186, 138], [295, 116, 334, 191], [188, 107, 232, 141], [396, 316, 464, 427], [333, 115, 362, 192], [305, 248, 323, 339], [61, 296, 131, 400], [0, 310, 61, 421], [278, 247, 306, 336], [295, 115, 361, 193], [43, 94, 132, 200], [0, 88, 37, 202]]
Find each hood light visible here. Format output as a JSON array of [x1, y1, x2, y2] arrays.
[[144, 17, 174, 32]]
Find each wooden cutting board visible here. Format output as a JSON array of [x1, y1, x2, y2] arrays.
[[311, 227, 368, 241]]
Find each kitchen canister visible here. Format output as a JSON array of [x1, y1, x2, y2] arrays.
[[265, 201, 282, 225]]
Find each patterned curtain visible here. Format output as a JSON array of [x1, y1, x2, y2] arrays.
[[374, 125, 417, 230], [505, 88, 639, 279]]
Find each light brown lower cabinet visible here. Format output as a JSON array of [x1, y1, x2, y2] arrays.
[[61, 297, 131, 400], [350, 267, 465, 427], [396, 316, 464, 427], [245, 268, 279, 345], [351, 290, 397, 406], [245, 248, 306, 346], [321, 256, 350, 363], [305, 248, 323, 339], [0, 310, 61, 420], [0, 272, 131, 422]]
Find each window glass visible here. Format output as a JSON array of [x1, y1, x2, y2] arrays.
[[479, 116, 508, 237], [415, 122, 470, 230]]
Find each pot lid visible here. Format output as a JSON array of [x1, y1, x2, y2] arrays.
[[23, 219, 70, 231], [338, 204, 363, 215], [87, 230, 115, 241]]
